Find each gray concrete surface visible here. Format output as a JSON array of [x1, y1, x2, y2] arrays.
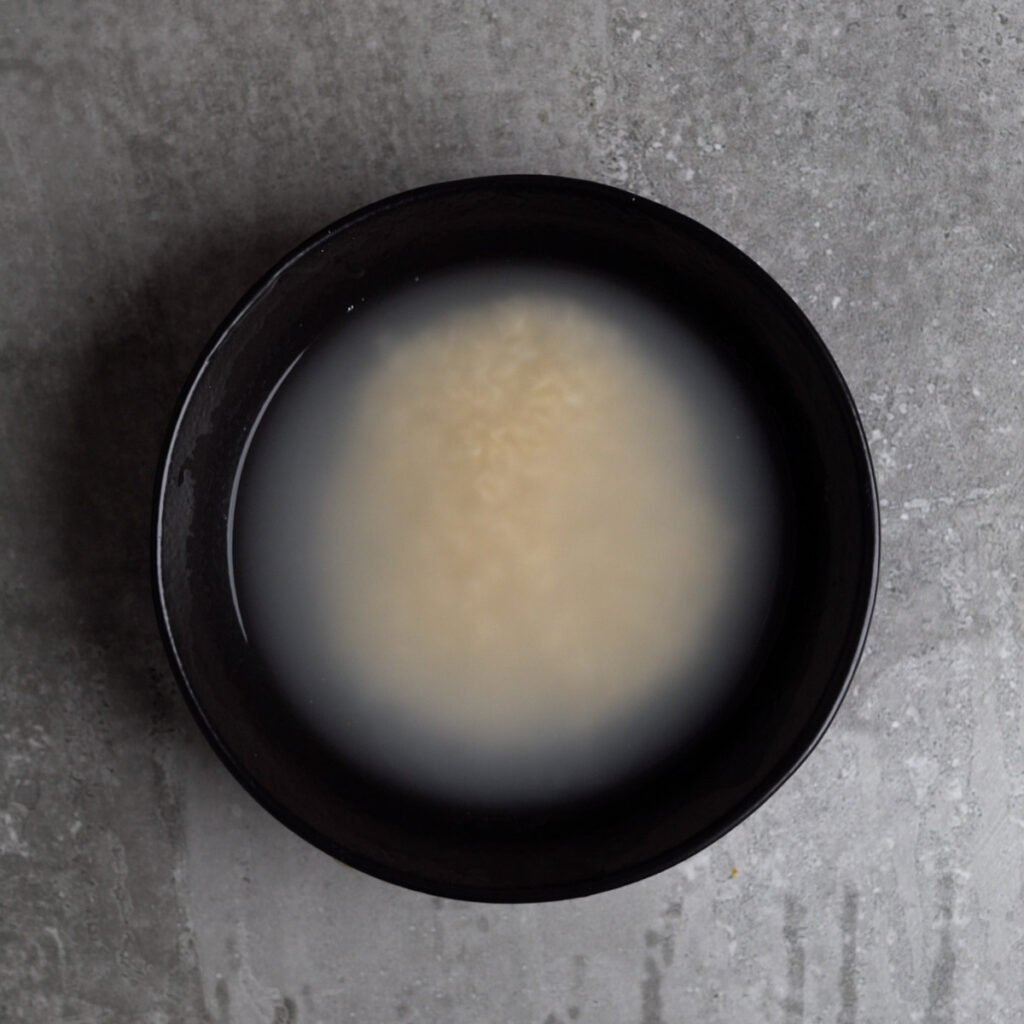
[[2, 0, 1023, 1020]]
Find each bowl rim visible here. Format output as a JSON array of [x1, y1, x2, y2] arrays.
[[152, 174, 880, 902]]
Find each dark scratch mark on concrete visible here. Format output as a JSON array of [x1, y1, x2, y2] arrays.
[[301, 984, 315, 1016], [838, 885, 859, 1024], [214, 977, 230, 1024], [926, 872, 956, 1024], [641, 954, 664, 1024], [273, 995, 297, 1023], [783, 895, 806, 1023], [572, 953, 587, 992]]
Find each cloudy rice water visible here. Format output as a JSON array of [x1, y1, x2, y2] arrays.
[[232, 266, 779, 804]]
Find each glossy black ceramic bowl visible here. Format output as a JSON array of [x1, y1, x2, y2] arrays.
[[153, 176, 878, 901]]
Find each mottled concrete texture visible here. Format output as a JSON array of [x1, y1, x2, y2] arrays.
[[2, 0, 1023, 1020]]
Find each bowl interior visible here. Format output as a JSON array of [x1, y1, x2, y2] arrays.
[[154, 176, 877, 901]]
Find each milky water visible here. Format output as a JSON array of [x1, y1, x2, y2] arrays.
[[232, 265, 780, 805]]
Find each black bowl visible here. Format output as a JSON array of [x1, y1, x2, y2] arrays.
[[153, 175, 878, 902]]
